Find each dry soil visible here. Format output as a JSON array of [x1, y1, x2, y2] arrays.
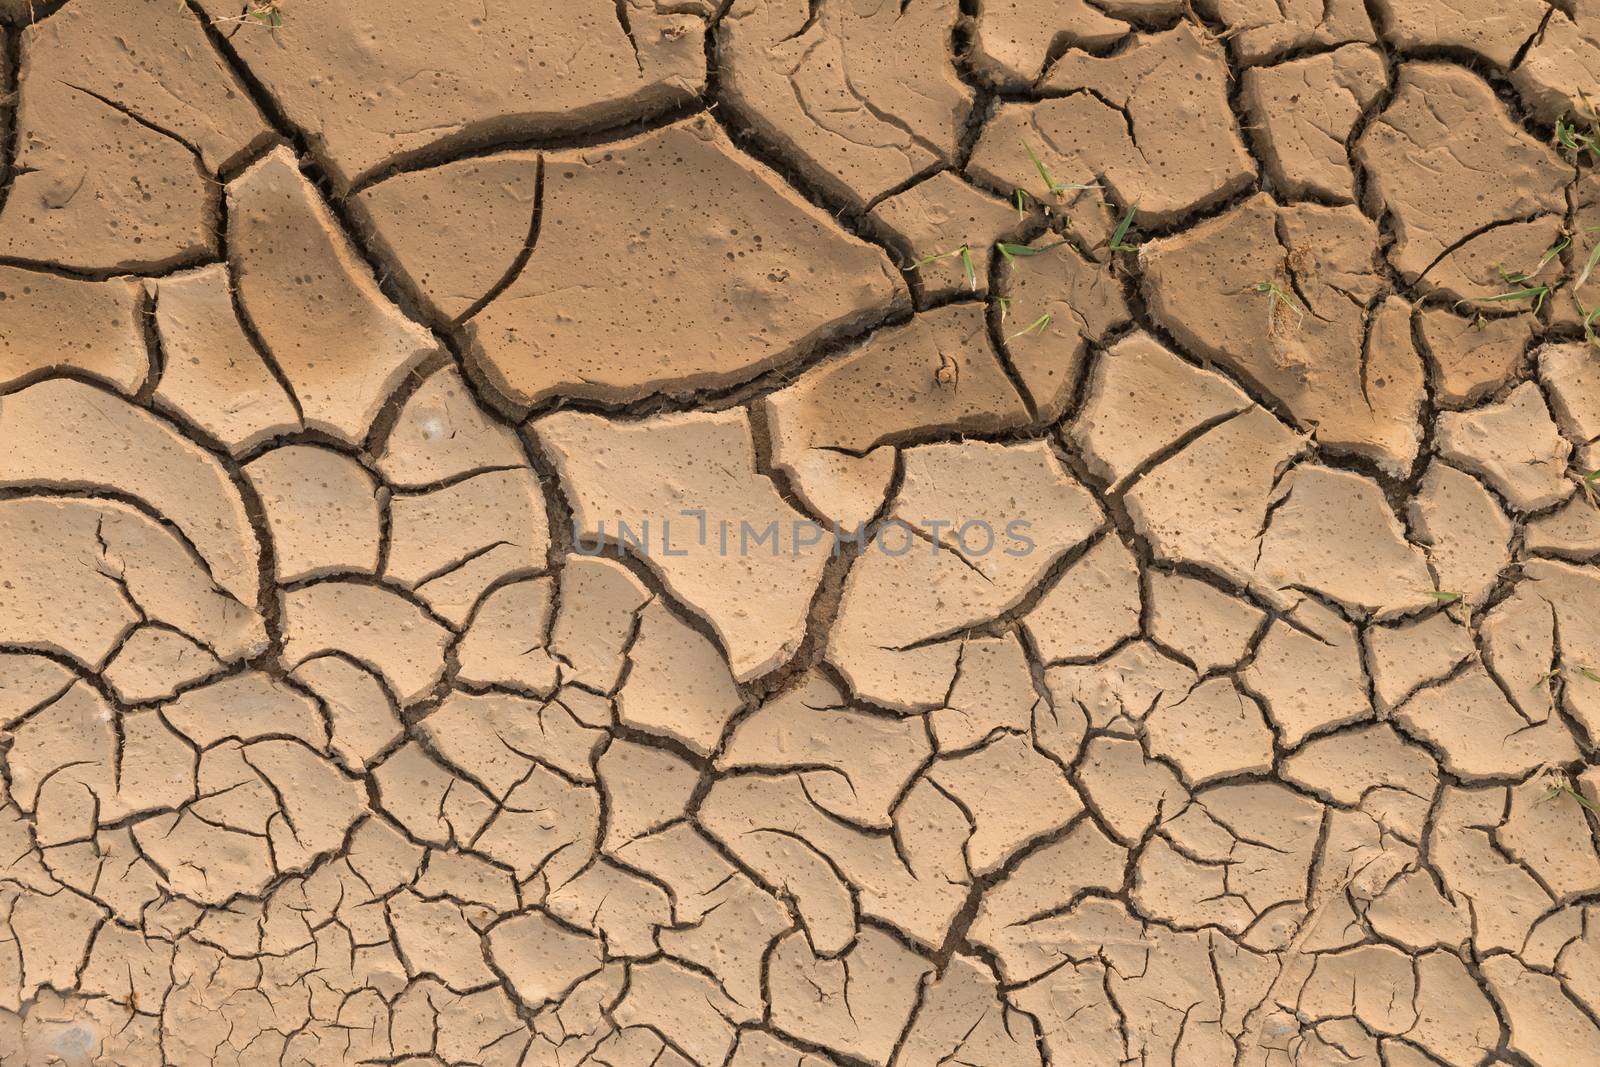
[[1, 1, 1600, 1065]]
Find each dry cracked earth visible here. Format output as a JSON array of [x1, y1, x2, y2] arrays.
[[5, 0, 1600, 1065]]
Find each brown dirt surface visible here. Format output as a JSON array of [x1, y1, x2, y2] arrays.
[[3, 3, 1600, 1066]]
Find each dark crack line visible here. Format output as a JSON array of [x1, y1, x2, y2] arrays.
[[0, 26, 20, 224], [61, 82, 207, 161], [1413, 210, 1562, 288], [456, 155, 545, 326], [613, 0, 645, 74]]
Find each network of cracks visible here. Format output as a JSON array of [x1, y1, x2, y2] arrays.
[[2, 0, 1600, 1064]]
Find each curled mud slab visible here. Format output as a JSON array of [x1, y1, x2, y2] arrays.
[[3, 3, 1600, 1066]]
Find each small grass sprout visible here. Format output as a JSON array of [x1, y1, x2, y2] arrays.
[[1576, 467, 1600, 507], [1534, 235, 1571, 274], [215, 0, 283, 26], [1544, 771, 1600, 817], [1579, 666, 1600, 684], [1253, 279, 1306, 339], [1009, 312, 1052, 340], [1531, 668, 1563, 691], [996, 239, 1068, 264], [1556, 115, 1599, 161], [1252, 280, 1303, 317], [1423, 590, 1463, 604], [994, 296, 1011, 321], [1463, 244, 1569, 316], [1022, 141, 1055, 199], [907, 244, 978, 291], [1466, 263, 1553, 314], [249, 1, 282, 27], [1106, 202, 1139, 253], [1014, 189, 1031, 220], [1020, 141, 1095, 202], [1574, 226, 1600, 290], [1479, 282, 1551, 313], [1577, 293, 1600, 351]]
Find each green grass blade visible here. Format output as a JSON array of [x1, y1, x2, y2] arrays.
[[1536, 235, 1571, 273], [1022, 141, 1058, 200], [905, 246, 969, 275], [1108, 202, 1138, 251], [1020, 141, 1094, 200], [1254, 281, 1304, 316], [1550, 778, 1600, 817], [1577, 237, 1600, 289], [1479, 285, 1549, 306], [1580, 297, 1600, 347], [1008, 312, 1052, 339], [996, 240, 1068, 263]]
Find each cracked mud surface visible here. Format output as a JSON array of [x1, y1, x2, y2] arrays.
[[1, 1, 1600, 1064]]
